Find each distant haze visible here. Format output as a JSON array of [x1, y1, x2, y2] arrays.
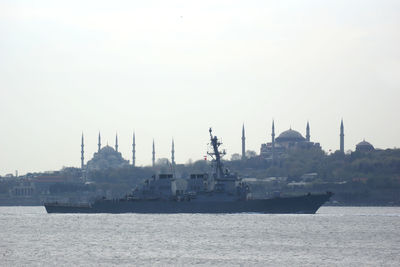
[[1, 1, 399, 175]]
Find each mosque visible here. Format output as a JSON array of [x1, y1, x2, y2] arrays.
[[80, 133, 130, 172], [80, 132, 176, 171], [257, 121, 321, 161], [244, 119, 375, 161]]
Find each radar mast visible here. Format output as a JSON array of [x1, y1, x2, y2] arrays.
[[207, 128, 226, 179]]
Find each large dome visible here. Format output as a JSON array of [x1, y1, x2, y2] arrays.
[[86, 145, 129, 171], [356, 140, 374, 152], [98, 145, 117, 154], [276, 129, 305, 143]]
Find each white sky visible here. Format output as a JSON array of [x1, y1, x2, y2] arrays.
[[1, 0, 399, 175]]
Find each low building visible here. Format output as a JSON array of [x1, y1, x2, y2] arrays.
[[10, 181, 35, 197]]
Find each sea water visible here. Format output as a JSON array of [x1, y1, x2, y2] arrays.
[[0, 206, 399, 266]]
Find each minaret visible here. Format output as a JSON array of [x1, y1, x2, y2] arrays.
[[306, 121, 310, 142], [81, 133, 84, 169], [98, 132, 101, 152], [241, 124, 246, 160], [115, 133, 119, 152], [272, 120, 275, 162], [340, 119, 344, 153], [171, 138, 175, 166], [152, 139, 155, 167], [132, 132, 136, 167]]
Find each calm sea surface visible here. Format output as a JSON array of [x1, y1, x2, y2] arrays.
[[0, 206, 399, 266]]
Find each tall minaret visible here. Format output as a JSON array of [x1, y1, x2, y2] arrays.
[[171, 138, 175, 166], [132, 132, 136, 167], [152, 139, 155, 167], [81, 133, 84, 169], [340, 119, 344, 153], [115, 133, 119, 152], [241, 124, 246, 160], [306, 121, 310, 142], [98, 132, 101, 152], [272, 120, 276, 162]]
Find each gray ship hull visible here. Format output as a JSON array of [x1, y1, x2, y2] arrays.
[[44, 193, 332, 214]]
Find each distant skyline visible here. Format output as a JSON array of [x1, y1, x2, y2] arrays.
[[1, 1, 399, 175]]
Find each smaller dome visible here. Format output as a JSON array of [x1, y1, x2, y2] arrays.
[[99, 145, 115, 153], [276, 129, 305, 143], [356, 139, 374, 152]]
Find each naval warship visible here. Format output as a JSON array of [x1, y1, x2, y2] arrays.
[[44, 128, 333, 214]]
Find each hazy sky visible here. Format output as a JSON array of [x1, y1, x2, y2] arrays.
[[1, 0, 399, 175]]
